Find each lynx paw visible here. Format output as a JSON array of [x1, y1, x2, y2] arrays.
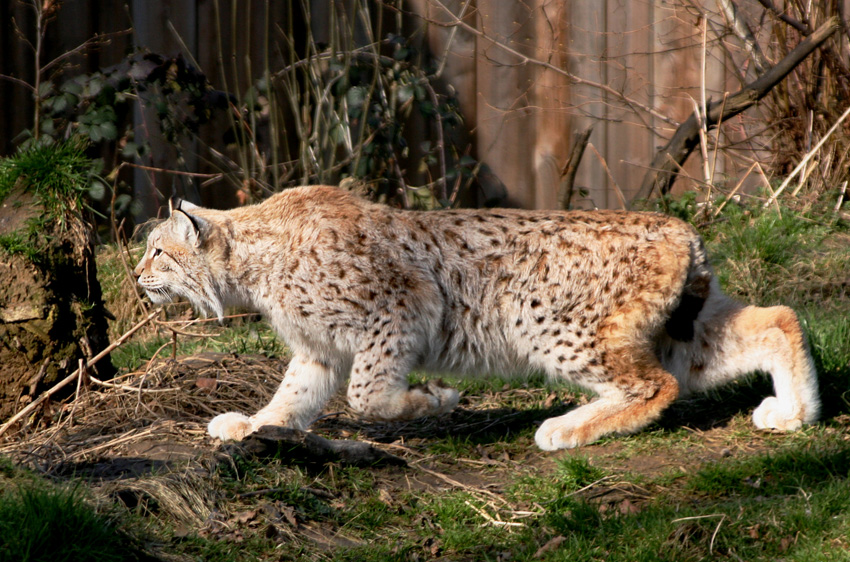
[[752, 397, 804, 432], [534, 417, 585, 451], [423, 379, 460, 415], [208, 412, 254, 441]]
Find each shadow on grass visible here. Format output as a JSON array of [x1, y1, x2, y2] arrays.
[[315, 402, 572, 447]]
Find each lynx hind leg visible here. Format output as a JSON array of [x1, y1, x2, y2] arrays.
[[346, 349, 459, 422], [208, 355, 341, 441], [535, 353, 680, 450], [675, 299, 820, 431]]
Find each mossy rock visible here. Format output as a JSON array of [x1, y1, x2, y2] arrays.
[[0, 142, 114, 423]]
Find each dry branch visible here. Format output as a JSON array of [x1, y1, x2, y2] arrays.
[[224, 425, 406, 467], [763, 104, 850, 207], [636, 17, 840, 201], [559, 125, 594, 210], [717, 0, 770, 75]]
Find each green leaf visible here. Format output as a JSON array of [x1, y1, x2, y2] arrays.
[[347, 86, 367, 109], [61, 80, 83, 96], [37, 81, 54, 98], [89, 180, 106, 201], [98, 122, 118, 141]]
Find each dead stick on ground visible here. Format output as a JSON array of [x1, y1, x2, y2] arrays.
[[0, 308, 161, 440]]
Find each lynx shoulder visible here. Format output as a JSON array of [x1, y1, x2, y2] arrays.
[[135, 186, 820, 450]]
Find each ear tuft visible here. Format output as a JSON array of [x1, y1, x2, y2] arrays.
[[177, 198, 202, 213]]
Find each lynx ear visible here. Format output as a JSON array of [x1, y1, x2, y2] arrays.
[[171, 208, 208, 247]]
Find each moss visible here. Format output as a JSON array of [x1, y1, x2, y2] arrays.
[[0, 138, 98, 260]]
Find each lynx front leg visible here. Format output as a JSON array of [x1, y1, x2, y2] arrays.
[[208, 355, 341, 441], [346, 348, 459, 422]]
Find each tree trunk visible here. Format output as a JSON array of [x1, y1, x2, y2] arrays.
[[0, 184, 114, 423]]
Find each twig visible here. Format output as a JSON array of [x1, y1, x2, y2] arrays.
[[718, 0, 770, 75], [755, 0, 809, 33], [713, 161, 756, 217], [587, 144, 626, 210], [0, 308, 161, 440], [87, 375, 179, 394], [672, 513, 727, 554], [562, 475, 616, 498], [764, 104, 850, 207], [463, 500, 526, 528], [835, 181, 848, 212], [119, 161, 223, 179], [414, 464, 508, 505]]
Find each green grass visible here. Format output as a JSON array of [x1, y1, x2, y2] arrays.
[[110, 316, 286, 370], [0, 138, 99, 259], [0, 481, 150, 562]]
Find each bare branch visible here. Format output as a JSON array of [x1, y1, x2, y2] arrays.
[[636, 17, 840, 201], [717, 0, 770, 75], [755, 0, 809, 33], [559, 125, 593, 210]]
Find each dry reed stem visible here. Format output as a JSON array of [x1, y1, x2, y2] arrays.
[[765, 104, 850, 206]]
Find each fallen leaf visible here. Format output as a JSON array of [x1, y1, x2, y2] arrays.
[[378, 488, 394, 507], [235, 509, 258, 524], [748, 524, 761, 539], [195, 377, 218, 391], [543, 392, 559, 409], [618, 499, 640, 515], [281, 505, 298, 527]]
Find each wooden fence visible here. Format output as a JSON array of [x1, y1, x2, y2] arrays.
[[0, 0, 824, 214]]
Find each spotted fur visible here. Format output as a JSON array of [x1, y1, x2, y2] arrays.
[[134, 186, 820, 449]]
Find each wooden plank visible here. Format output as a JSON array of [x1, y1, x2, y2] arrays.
[[568, 1, 609, 208], [474, 0, 538, 208], [131, 0, 199, 214], [603, 0, 654, 205]]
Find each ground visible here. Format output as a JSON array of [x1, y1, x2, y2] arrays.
[[2, 347, 848, 561]]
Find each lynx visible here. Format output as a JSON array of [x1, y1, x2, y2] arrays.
[[134, 186, 820, 450]]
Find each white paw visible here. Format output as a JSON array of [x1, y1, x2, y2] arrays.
[[752, 397, 803, 432], [427, 380, 460, 415], [208, 412, 254, 441], [534, 417, 583, 451]]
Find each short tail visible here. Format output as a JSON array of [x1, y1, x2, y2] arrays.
[[665, 234, 713, 342]]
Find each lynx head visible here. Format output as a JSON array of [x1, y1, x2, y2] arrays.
[[134, 201, 227, 320]]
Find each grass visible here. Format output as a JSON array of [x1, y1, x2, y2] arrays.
[[0, 138, 98, 260], [0, 467, 150, 562]]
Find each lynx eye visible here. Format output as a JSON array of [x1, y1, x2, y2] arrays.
[[153, 248, 163, 258]]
